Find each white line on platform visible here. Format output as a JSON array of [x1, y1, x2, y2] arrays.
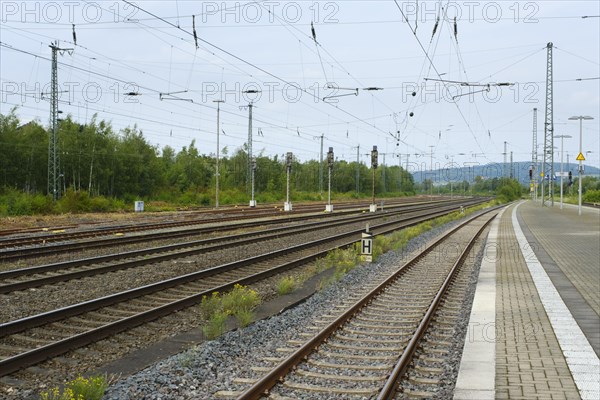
[[512, 201, 600, 400], [453, 207, 506, 400]]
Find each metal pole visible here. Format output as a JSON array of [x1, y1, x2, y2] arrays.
[[398, 153, 402, 192], [503, 141, 507, 178], [247, 103, 253, 194], [450, 157, 454, 199], [560, 136, 564, 209], [319, 134, 324, 196], [286, 168, 290, 204], [429, 145, 434, 197], [382, 153, 386, 193], [356, 145, 360, 195], [326, 147, 334, 212], [251, 164, 255, 203], [532, 108, 538, 202], [328, 166, 331, 206], [213, 100, 224, 208], [578, 118, 583, 215], [553, 135, 571, 209], [569, 115, 593, 215], [372, 167, 375, 204], [567, 152, 571, 197]]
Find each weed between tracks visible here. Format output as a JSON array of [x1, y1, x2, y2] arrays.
[[39, 375, 108, 400], [276, 276, 298, 295], [200, 284, 261, 339], [315, 201, 494, 289]]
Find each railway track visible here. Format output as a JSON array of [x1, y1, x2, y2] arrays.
[[0, 200, 486, 378], [0, 199, 458, 258], [0, 200, 484, 294], [227, 207, 498, 399], [0, 198, 442, 238]]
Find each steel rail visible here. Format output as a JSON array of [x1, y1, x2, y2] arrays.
[[0, 205, 481, 376], [0, 201, 480, 293], [0, 204, 462, 337], [236, 206, 500, 399], [0, 198, 436, 249], [0, 199, 466, 261], [0, 198, 435, 237], [376, 212, 495, 399]]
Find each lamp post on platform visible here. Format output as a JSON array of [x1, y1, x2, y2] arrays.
[[568, 116, 593, 215], [554, 134, 571, 210]]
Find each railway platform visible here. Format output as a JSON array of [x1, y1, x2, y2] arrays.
[[455, 200, 600, 399]]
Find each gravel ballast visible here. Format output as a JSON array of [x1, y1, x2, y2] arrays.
[[103, 212, 490, 400]]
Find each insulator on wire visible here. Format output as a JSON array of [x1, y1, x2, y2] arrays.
[[311, 21, 317, 42], [72, 24, 77, 45], [193, 15, 199, 49], [431, 16, 439, 41], [454, 16, 458, 41], [414, 1, 418, 33]]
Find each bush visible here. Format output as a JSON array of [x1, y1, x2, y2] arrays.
[[200, 292, 222, 320], [583, 189, 600, 203], [221, 284, 260, 315], [30, 194, 55, 214], [57, 189, 92, 213], [40, 375, 108, 400], [202, 311, 228, 339], [199, 285, 261, 338], [89, 196, 111, 212], [276, 276, 297, 295]]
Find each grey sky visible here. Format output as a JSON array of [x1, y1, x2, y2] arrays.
[[1, 0, 599, 173]]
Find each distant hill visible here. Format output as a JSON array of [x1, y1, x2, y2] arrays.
[[411, 161, 600, 185]]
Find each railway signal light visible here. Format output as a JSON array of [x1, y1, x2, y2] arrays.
[[568, 170, 573, 186], [286, 152, 293, 172], [529, 166, 533, 179], [371, 146, 378, 169], [327, 147, 334, 167]]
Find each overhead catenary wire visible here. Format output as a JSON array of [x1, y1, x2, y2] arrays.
[[117, 0, 414, 151], [393, 0, 494, 163]]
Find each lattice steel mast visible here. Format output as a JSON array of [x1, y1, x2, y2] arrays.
[[542, 42, 554, 206], [48, 42, 72, 201]]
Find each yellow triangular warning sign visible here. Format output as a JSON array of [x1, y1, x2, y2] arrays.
[[576, 152, 586, 161]]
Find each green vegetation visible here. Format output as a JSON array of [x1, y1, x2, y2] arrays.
[[0, 110, 415, 216], [494, 178, 524, 203], [40, 375, 108, 400], [561, 177, 600, 204], [315, 201, 494, 288], [199, 285, 261, 338], [276, 276, 298, 295], [583, 189, 600, 203]]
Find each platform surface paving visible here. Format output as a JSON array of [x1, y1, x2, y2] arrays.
[[455, 201, 599, 399]]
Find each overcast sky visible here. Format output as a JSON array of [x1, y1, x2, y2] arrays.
[[1, 0, 599, 172]]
